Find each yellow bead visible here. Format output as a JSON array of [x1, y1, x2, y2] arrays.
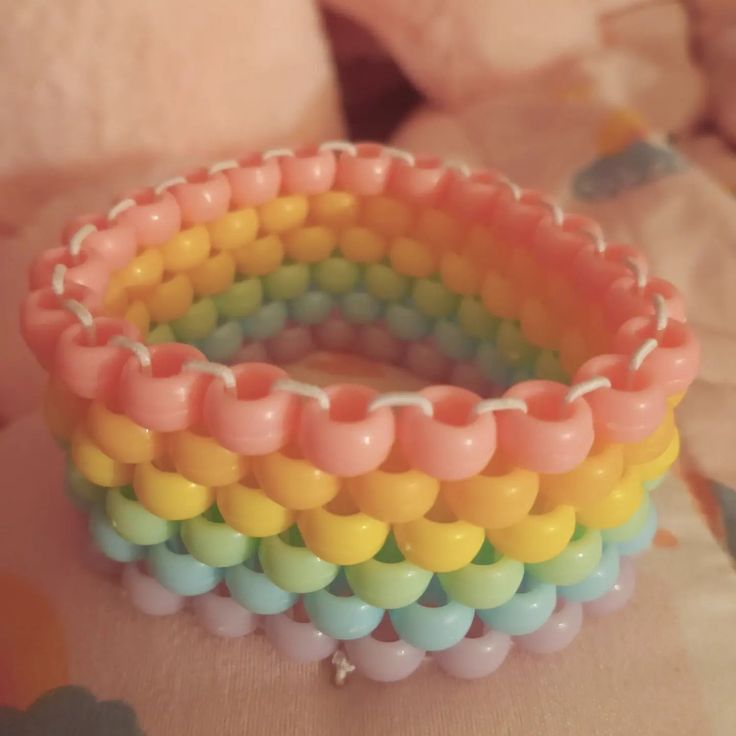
[[506, 249, 541, 299], [207, 208, 259, 251], [169, 430, 248, 487], [361, 196, 412, 237], [480, 269, 519, 321], [102, 277, 129, 317], [115, 248, 164, 290], [161, 226, 211, 272], [86, 401, 163, 463], [217, 482, 295, 537], [623, 409, 675, 466], [144, 274, 194, 323], [259, 195, 309, 233], [283, 226, 337, 263], [233, 234, 284, 276], [520, 297, 563, 351], [71, 428, 133, 487], [559, 328, 589, 376], [415, 208, 463, 251], [486, 504, 576, 563], [310, 191, 358, 228], [632, 429, 680, 482], [339, 226, 387, 263], [465, 225, 506, 271], [389, 236, 436, 278], [123, 300, 150, 338], [576, 469, 644, 529], [133, 460, 214, 521], [187, 251, 236, 296], [43, 377, 89, 443], [297, 507, 389, 566], [440, 251, 480, 296]]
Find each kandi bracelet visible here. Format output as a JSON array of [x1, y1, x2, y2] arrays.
[[22, 141, 698, 684]]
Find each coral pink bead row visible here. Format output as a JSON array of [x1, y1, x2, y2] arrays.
[[21, 142, 699, 482]]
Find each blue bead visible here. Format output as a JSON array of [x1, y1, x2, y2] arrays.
[[225, 559, 297, 614], [617, 501, 658, 557], [147, 538, 223, 596], [475, 341, 514, 385], [340, 291, 382, 324], [478, 575, 556, 635], [198, 320, 244, 363], [89, 504, 143, 563], [304, 588, 384, 640], [290, 291, 334, 325], [558, 544, 621, 602], [241, 301, 288, 341], [433, 320, 477, 361], [643, 474, 667, 492], [385, 303, 432, 341], [602, 494, 650, 544]]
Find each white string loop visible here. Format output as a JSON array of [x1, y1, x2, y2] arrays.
[[108, 336, 152, 370], [496, 175, 522, 202], [208, 159, 240, 174], [63, 299, 96, 343], [624, 258, 647, 289], [107, 198, 137, 221], [273, 378, 330, 411], [629, 338, 658, 371], [68, 223, 98, 257], [564, 377, 611, 404], [154, 176, 187, 196], [653, 293, 668, 333], [319, 140, 357, 156], [472, 397, 528, 416], [51, 264, 67, 296], [368, 392, 434, 417], [185, 360, 237, 392], [262, 148, 296, 160], [383, 146, 415, 166]]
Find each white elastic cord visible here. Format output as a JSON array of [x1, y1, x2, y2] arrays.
[[331, 651, 355, 687], [68, 223, 97, 257], [262, 148, 295, 160], [368, 392, 434, 417], [208, 159, 239, 175], [652, 293, 668, 334], [185, 360, 237, 392], [51, 264, 67, 296], [497, 175, 522, 202], [629, 338, 659, 371], [63, 299, 96, 343], [581, 226, 607, 254], [624, 258, 647, 290], [107, 198, 137, 221], [108, 336, 152, 371], [154, 176, 187, 196], [538, 198, 565, 227], [472, 397, 528, 416], [564, 376, 612, 404], [383, 146, 415, 166], [445, 160, 471, 178], [319, 140, 357, 155], [273, 378, 330, 411]]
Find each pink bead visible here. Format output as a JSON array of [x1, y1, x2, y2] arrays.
[[432, 626, 512, 679], [280, 147, 336, 195], [572, 243, 647, 302], [445, 171, 504, 223], [192, 589, 260, 638], [404, 342, 451, 383], [266, 325, 314, 364], [357, 324, 403, 364], [345, 633, 425, 682], [449, 362, 496, 397], [614, 317, 699, 396], [497, 380, 594, 474], [113, 188, 181, 247], [574, 354, 667, 443], [532, 216, 590, 272], [122, 562, 185, 616], [515, 599, 583, 654], [335, 142, 392, 195], [584, 556, 636, 617], [604, 275, 686, 330], [20, 284, 99, 368], [120, 343, 210, 431], [170, 169, 231, 225], [398, 386, 497, 481], [313, 317, 357, 352], [29, 246, 111, 296], [231, 342, 269, 364], [387, 155, 449, 206], [61, 213, 106, 244], [223, 155, 281, 207], [81, 224, 138, 270], [54, 317, 141, 402], [264, 610, 337, 663], [203, 363, 298, 455], [492, 190, 551, 248], [298, 384, 395, 476]]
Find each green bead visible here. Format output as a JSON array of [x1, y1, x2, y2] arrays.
[[181, 513, 255, 568], [433, 319, 477, 360], [264, 263, 310, 301], [198, 320, 244, 363], [386, 303, 432, 341], [364, 263, 408, 302], [313, 257, 360, 295], [411, 278, 458, 319], [496, 321, 535, 366], [212, 277, 263, 319], [457, 297, 498, 340], [241, 301, 288, 340], [340, 292, 382, 324], [258, 532, 338, 594], [535, 350, 569, 383], [290, 290, 334, 325], [602, 495, 650, 544], [527, 527, 603, 586], [106, 486, 176, 546], [146, 323, 176, 345], [171, 298, 218, 342], [64, 458, 105, 510]]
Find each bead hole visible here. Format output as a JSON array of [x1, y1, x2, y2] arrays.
[[327, 385, 373, 422], [371, 615, 399, 642], [186, 168, 209, 184], [374, 536, 405, 564], [355, 143, 384, 159], [525, 389, 574, 422], [472, 540, 501, 565], [235, 364, 282, 400], [431, 393, 477, 427], [150, 345, 201, 378]]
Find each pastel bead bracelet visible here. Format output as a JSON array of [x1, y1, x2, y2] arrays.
[[25, 141, 696, 683]]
